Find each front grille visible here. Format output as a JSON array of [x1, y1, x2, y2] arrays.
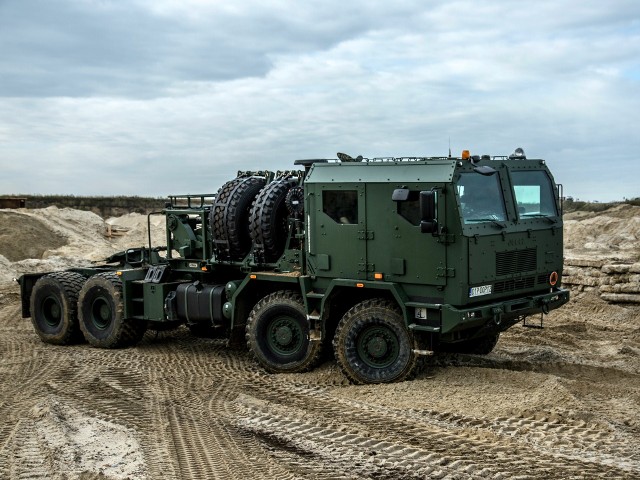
[[496, 248, 537, 276], [537, 273, 549, 285], [494, 275, 536, 294]]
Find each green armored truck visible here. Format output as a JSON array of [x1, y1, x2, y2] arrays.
[[18, 148, 570, 384]]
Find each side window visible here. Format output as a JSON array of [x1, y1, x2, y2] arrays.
[[322, 190, 358, 224], [511, 171, 558, 217], [397, 191, 421, 226]]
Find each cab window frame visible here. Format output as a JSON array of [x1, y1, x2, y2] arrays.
[[511, 170, 558, 219], [322, 189, 359, 224]]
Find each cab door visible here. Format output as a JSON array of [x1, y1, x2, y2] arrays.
[[365, 184, 447, 286], [307, 183, 367, 280]]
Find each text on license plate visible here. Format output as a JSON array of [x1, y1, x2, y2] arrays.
[[469, 285, 492, 297]]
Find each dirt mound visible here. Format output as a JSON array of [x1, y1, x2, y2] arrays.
[[0, 211, 67, 261], [0, 208, 165, 288], [564, 204, 640, 257], [564, 204, 640, 303]]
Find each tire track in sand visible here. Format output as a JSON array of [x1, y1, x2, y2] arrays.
[[233, 376, 639, 479]]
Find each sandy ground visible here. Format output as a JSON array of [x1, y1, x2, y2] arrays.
[[0, 206, 639, 479]]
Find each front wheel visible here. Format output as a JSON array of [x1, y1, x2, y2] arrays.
[[78, 273, 146, 348], [246, 291, 322, 373], [333, 299, 421, 384]]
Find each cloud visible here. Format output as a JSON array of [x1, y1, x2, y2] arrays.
[[0, 0, 638, 201], [0, 0, 423, 98]]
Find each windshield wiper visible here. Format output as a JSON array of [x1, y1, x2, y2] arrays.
[[521, 213, 557, 224]]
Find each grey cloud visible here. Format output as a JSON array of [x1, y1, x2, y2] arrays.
[[0, 0, 428, 98]]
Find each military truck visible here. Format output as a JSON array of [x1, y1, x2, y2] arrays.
[[17, 149, 570, 384]]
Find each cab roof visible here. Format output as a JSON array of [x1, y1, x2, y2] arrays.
[[302, 157, 548, 184], [304, 158, 456, 184]]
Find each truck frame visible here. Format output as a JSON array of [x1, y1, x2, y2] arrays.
[[18, 149, 570, 384]]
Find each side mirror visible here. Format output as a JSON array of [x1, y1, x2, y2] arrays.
[[420, 190, 438, 233]]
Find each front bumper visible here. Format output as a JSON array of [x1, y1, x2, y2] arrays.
[[409, 287, 570, 334]]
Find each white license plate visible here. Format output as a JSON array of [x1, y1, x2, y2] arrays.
[[414, 307, 427, 320], [469, 285, 492, 297]]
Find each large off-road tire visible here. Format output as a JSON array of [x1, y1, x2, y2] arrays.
[[333, 299, 421, 384], [211, 177, 242, 246], [78, 272, 147, 348], [440, 332, 501, 355], [30, 272, 86, 345], [246, 291, 323, 373], [210, 177, 265, 260], [249, 178, 298, 262]]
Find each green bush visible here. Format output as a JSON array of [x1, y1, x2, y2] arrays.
[[563, 197, 640, 213]]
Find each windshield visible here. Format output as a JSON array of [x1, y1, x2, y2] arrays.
[[511, 171, 557, 218], [457, 172, 507, 224]]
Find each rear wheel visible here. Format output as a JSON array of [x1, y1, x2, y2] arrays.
[[30, 272, 86, 345], [246, 291, 322, 373], [78, 272, 147, 348], [333, 299, 421, 384]]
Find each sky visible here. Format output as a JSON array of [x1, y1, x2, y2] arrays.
[[1, 0, 639, 201]]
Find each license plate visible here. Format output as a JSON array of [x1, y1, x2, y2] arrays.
[[469, 285, 492, 298], [414, 307, 427, 320]]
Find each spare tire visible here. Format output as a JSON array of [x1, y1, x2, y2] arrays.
[[210, 177, 265, 260], [250, 178, 298, 262]]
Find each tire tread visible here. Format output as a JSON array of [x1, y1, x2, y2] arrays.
[[79, 272, 146, 348], [333, 298, 423, 384], [246, 290, 323, 373]]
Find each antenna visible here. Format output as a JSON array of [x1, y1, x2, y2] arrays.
[[448, 137, 451, 158]]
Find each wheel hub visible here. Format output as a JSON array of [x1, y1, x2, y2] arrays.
[[267, 315, 302, 356], [357, 325, 400, 368], [367, 336, 388, 358], [42, 296, 62, 327], [275, 325, 293, 346], [91, 297, 112, 330], [99, 304, 110, 320]]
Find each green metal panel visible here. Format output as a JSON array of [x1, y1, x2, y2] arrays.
[[307, 183, 367, 280], [143, 282, 175, 321]]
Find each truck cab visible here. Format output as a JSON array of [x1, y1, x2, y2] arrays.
[[302, 150, 568, 354]]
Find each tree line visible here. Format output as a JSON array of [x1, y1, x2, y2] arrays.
[[2, 195, 167, 218]]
